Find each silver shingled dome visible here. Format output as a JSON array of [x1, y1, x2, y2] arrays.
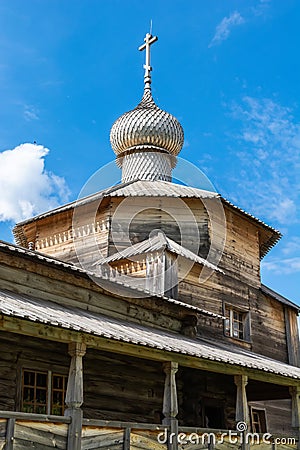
[[110, 89, 184, 157]]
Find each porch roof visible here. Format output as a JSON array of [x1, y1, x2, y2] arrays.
[[1, 288, 300, 381]]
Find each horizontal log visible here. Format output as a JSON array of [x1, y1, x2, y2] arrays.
[[0, 411, 70, 423]]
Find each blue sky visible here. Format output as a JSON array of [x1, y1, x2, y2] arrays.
[[0, 0, 299, 303]]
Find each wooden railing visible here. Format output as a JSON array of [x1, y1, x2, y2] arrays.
[[0, 411, 297, 449]]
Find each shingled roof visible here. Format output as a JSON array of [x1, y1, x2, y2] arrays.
[[13, 179, 281, 258], [0, 240, 222, 318], [98, 231, 224, 273]]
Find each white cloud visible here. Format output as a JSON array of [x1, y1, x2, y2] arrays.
[[252, 0, 271, 17], [209, 11, 245, 48], [282, 237, 300, 256], [24, 105, 39, 121], [0, 143, 70, 223], [229, 97, 300, 225], [262, 257, 300, 275]]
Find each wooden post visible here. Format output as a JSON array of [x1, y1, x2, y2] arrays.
[[290, 386, 300, 450], [234, 375, 249, 424], [163, 361, 178, 450], [5, 418, 15, 450], [65, 342, 86, 450], [234, 375, 249, 450], [123, 428, 131, 450]]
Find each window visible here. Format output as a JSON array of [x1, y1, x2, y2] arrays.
[[224, 305, 250, 341], [251, 408, 267, 433], [22, 369, 67, 415]]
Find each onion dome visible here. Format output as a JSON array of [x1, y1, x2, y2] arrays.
[[110, 88, 184, 158]]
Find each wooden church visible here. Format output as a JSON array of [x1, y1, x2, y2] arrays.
[[0, 33, 300, 449]]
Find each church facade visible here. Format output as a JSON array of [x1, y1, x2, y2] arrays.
[[0, 33, 300, 449]]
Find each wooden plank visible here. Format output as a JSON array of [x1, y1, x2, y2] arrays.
[[81, 427, 123, 449], [13, 421, 67, 449], [0, 419, 6, 439], [131, 430, 167, 449], [0, 419, 7, 450]]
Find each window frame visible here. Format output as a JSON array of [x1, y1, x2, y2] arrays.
[[250, 407, 268, 433], [20, 367, 68, 415], [223, 303, 251, 343]]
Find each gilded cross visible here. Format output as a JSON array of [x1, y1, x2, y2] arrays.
[[138, 33, 158, 88]]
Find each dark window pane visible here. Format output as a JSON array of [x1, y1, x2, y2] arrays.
[[24, 371, 35, 386], [36, 373, 47, 387], [53, 391, 63, 404], [36, 389, 47, 404], [23, 387, 34, 402], [53, 375, 63, 389]]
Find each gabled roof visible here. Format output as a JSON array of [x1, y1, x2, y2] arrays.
[[13, 179, 281, 258], [98, 231, 224, 273], [261, 284, 300, 312], [1, 288, 300, 380]]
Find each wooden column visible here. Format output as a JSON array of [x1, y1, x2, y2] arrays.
[[65, 342, 86, 450], [234, 375, 249, 425], [163, 362, 178, 450], [234, 375, 249, 450], [290, 386, 300, 450], [163, 361, 178, 425]]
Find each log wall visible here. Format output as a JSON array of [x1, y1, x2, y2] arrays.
[[83, 349, 165, 423], [249, 400, 293, 435], [179, 266, 289, 363]]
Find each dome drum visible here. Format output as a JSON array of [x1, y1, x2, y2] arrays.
[[121, 151, 173, 183]]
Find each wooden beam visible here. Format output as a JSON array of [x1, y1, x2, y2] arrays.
[[1, 315, 299, 387]]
